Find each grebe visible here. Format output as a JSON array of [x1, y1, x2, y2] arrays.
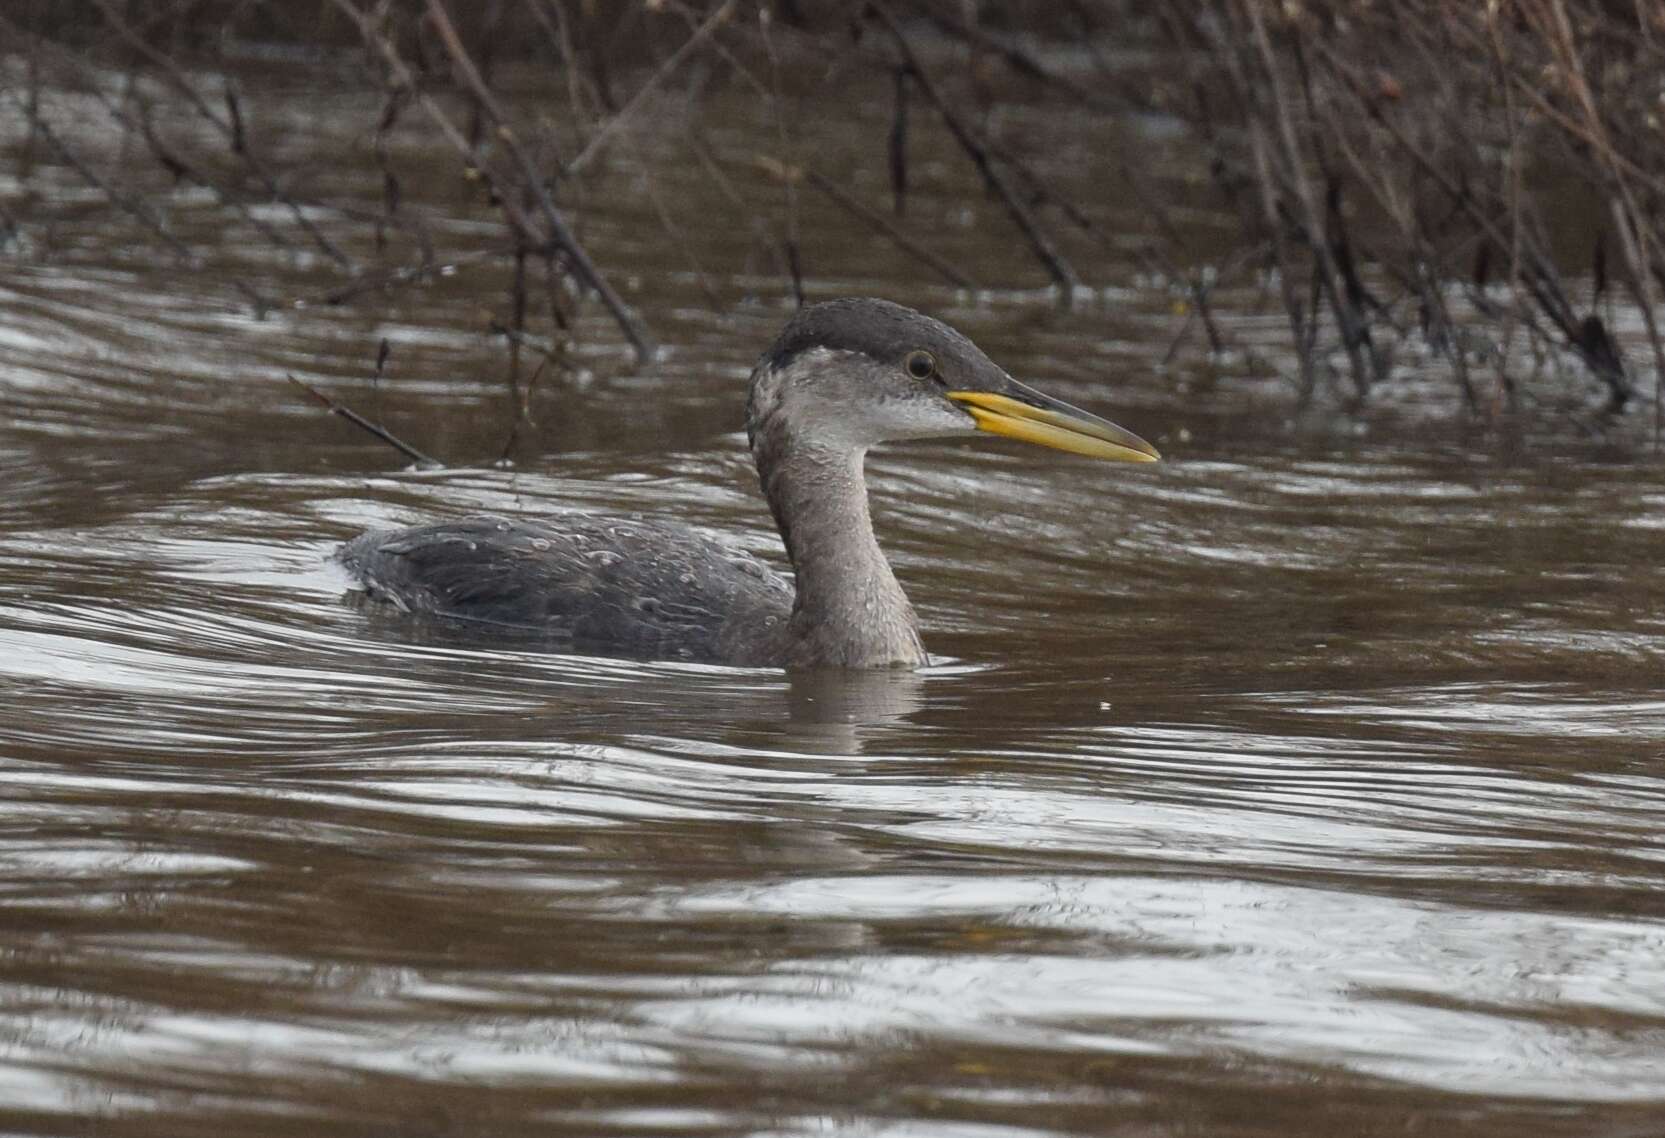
[[341, 298, 1158, 667]]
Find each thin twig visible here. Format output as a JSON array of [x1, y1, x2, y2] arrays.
[[286, 373, 442, 468], [564, 0, 737, 176], [802, 167, 974, 289], [866, 1, 1081, 295], [421, 0, 657, 362], [9, 95, 273, 313], [88, 0, 355, 272], [759, 7, 804, 305]]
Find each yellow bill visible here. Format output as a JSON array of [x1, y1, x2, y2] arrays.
[[948, 384, 1160, 463]]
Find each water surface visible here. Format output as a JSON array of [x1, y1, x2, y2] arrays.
[[2, 64, 1664, 1138]]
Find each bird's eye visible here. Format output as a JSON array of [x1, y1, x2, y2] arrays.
[[905, 351, 937, 380]]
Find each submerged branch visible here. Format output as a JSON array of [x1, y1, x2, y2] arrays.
[[286, 372, 442, 468]]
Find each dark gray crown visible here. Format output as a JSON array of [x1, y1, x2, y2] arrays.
[[759, 298, 993, 380]]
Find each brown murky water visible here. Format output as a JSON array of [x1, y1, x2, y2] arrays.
[[2, 60, 1664, 1138]]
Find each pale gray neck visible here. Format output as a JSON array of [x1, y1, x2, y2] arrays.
[[752, 422, 926, 668]]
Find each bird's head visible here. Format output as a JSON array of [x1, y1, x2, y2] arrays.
[[745, 297, 1159, 463]]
